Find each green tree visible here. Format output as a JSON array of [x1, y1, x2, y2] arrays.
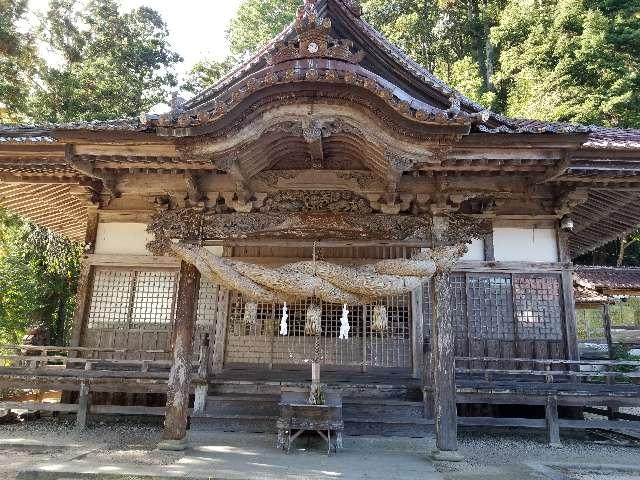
[[30, 0, 182, 122], [227, 0, 299, 57], [0, 211, 82, 345], [0, 0, 38, 121], [183, 56, 240, 94], [362, 0, 503, 107], [492, 0, 640, 127]]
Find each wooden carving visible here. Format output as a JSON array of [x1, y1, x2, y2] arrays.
[[258, 190, 373, 214]]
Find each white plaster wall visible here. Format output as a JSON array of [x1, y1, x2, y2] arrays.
[[461, 237, 485, 261], [94, 223, 153, 255], [493, 227, 558, 262]]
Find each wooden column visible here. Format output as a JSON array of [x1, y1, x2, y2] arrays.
[[603, 303, 614, 358], [429, 216, 462, 461], [160, 261, 200, 449], [558, 231, 579, 360], [412, 286, 424, 379]]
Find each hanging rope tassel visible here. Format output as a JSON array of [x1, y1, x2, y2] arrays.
[[279, 302, 288, 336], [339, 303, 350, 340], [372, 305, 389, 332], [243, 302, 258, 326], [305, 303, 322, 336]]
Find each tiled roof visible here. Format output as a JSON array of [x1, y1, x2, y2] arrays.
[[574, 266, 640, 291], [574, 282, 609, 304]]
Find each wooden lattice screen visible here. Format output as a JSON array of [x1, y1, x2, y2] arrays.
[[225, 293, 412, 368], [423, 272, 566, 360], [83, 268, 218, 360]]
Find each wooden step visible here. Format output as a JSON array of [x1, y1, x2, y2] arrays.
[[342, 399, 424, 419], [208, 381, 418, 399], [204, 395, 279, 416], [345, 417, 434, 437], [190, 414, 278, 433]]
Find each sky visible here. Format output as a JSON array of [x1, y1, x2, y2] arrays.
[[27, 0, 245, 78]]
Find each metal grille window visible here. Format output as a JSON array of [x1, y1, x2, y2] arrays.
[[468, 275, 514, 340], [513, 274, 563, 340], [87, 268, 178, 329]]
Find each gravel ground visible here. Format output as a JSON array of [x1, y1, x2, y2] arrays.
[[433, 429, 640, 479], [0, 418, 639, 479]]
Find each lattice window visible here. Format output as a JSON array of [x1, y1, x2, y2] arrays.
[[87, 268, 178, 329], [422, 274, 467, 339], [467, 275, 514, 340], [87, 270, 133, 328], [450, 274, 468, 340], [197, 280, 220, 330], [513, 274, 563, 340], [130, 271, 178, 327]]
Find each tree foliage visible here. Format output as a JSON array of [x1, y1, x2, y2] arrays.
[[227, 0, 300, 57], [0, 211, 82, 345], [13, 0, 182, 123], [492, 0, 639, 127], [0, 0, 38, 121]]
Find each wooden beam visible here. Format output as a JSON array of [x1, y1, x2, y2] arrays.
[[84, 206, 99, 253], [161, 261, 200, 447]]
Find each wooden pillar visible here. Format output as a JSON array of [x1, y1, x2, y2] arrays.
[[558, 232, 579, 360], [603, 303, 614, 359], [211, 288, 230, 373], [412, 286, 424, 379], [429, 215, 462, 462], [602, 303, 619, 420], [160, 261, 200, 449]]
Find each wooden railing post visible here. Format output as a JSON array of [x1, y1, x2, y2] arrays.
[[193, 334, 210, 416], [545, 395, 560, 446], [160, 261, 200, 450], [76, 362, 92, 429]]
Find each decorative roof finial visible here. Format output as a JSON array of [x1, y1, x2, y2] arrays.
[[169, 92, 186, 114], [266, 1, 364, 66], [297, 0, 318, 24]]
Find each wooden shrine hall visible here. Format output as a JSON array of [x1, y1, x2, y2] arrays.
[[1, 0, 640, 459]]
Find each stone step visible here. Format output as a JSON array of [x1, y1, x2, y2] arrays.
[[203, 394, 424, 419], [191, 413, 434, 437]]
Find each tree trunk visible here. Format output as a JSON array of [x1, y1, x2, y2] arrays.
[[616, 236, 627, 267]]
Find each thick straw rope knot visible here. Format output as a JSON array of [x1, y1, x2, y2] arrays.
[[171, 243, 463, 304]]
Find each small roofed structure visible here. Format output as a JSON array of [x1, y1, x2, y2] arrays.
[[574, 266, 640, 356]]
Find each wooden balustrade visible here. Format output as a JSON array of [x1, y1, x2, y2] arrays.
[[449, 356, 640, 444], [0, 342, 211, 429]]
